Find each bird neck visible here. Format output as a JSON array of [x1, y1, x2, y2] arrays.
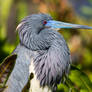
[[19, 28, 64, 51], [20, 28, 52, 51]]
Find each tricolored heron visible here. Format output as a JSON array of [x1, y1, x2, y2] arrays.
[[1, 13, 92, 92]]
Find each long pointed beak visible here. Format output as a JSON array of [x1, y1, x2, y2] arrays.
[[45, 20, 92, 30]]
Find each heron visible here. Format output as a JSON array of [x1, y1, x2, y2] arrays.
[[0, 13, 92, 92]]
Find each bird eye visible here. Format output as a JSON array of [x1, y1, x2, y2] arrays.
[[43, 20, 47, 25]]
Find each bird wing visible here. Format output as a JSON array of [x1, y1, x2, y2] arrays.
[[0, 54, 17, 92], [2, 44, 33, 92]]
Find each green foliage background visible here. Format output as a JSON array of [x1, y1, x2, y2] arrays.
[[0, 0, 92, 92]]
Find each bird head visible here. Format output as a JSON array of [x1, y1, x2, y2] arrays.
[[17, 13, 92, 33], [16, 14, 52, 34], [16, 13, 92, 50]]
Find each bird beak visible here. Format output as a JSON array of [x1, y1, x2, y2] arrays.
[[45, 20, 92, 30]]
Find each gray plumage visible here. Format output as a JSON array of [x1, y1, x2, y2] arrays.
[[3, 44, 33, 92], [3, 13, 71, 92]]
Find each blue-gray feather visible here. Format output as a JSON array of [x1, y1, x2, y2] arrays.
[[3, 45, 33, 92], [33, 29, 70, 88], [4, 13, 71, 92], [17, 13, 71, 90]]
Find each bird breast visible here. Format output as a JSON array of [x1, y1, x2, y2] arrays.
[[29, 58, 52, 92]]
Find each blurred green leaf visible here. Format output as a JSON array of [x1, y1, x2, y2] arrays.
[[57, 65, 92, 92], [57, 83, 69, 92], [69, 65, 92, 92]]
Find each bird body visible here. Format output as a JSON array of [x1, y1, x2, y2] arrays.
[[4, 30, 70, 92], [1, 13, 92, 92], [3, 44, 52, 92], [29, 60, 52, 92]]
